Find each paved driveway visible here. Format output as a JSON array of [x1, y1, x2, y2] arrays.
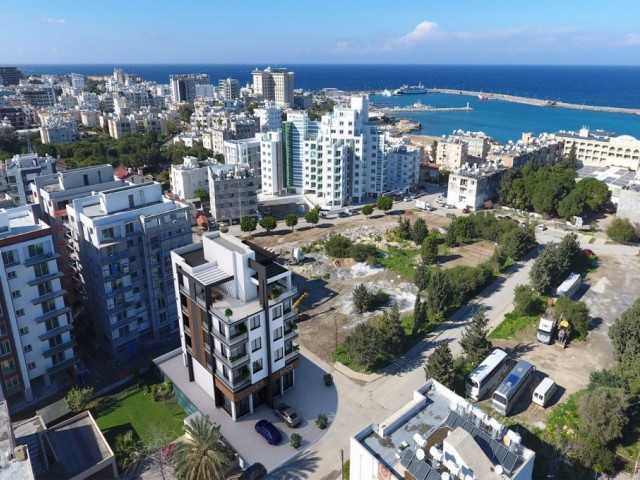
[[156, 351, 337, 473]]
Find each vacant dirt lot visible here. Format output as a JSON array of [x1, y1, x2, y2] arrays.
[[490, 253, 639, 426]]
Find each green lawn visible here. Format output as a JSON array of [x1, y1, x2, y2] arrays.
[[378, 246, 420, 279], [94, 381, 186, 447], [489, 312, 539, 339]]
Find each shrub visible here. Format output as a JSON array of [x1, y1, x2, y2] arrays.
[[323, 373, 334, 386], [606, 218, 636, 243], [316, 414, 328, 429], [325, 235, 353, 258], [290, 433, 302, 448], [348, 243, 378, 262], [220, 226, 229, 233], [65, 386, 94, 412], [150, 384, 158, 400]]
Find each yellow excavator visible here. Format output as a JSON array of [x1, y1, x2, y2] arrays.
[[292, 292, 309, 311]]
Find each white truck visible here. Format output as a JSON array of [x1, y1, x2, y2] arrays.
[[536, 315, 556, 344], [414, 199, 433, 211]]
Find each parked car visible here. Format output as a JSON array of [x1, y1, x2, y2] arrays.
[[583, 248, 595, 257], [274, 403, 301, 427], [255, 420, 281, 445], [338, 211, 349, 218], [461, 208, 470, 214], [239, 463, 267, 480], [537, 224, 547, 231]]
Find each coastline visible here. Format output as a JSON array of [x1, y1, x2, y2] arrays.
[[428, 88, 640, 116]]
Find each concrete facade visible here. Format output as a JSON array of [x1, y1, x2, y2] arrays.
[[448, 163, 507, 210]]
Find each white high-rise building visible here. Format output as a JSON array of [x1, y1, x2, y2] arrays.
[[259, 131, 284, 196], [170, 156, 220, 201], [254, 103, 282, 133], [3, 154, 58, 206], [223, 138, 261, 172], [0, 206, 76, 402], [218, 78, 240, 100], [252, 67, 294, 107], [70, 73, 85, 91]]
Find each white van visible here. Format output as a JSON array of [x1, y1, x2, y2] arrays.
[[532, 378, 557, 407]]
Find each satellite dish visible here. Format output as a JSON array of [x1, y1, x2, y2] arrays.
[[416, 448, 425, 461]]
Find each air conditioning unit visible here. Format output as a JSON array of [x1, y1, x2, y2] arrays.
[[14, 445, 28, 462]]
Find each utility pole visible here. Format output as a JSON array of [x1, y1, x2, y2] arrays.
[[340, 449, 344, 479]]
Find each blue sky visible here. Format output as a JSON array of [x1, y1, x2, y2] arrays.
[[3, 0, 640, 64]]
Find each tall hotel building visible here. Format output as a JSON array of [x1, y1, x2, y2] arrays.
[[170, 232, 299, 420], [0, 206, 76, 402], [252, 67, 294, 108]]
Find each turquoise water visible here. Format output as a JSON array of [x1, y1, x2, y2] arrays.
[[371, 93, 640, 143]]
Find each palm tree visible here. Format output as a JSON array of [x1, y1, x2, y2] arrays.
[[173, 415, 235, 480]]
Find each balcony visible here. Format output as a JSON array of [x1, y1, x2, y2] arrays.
[[216, 368, 251, 391], [27, 271, 64, 286], [5, 382, 22, 395], [32, 289, 67, 305], [284, 324, 299, 342], [211, 326, 248, 347], [35, 307, 71, 324], [213, 349, 250, 370], [42, 338, 77, 358], [23, 252, 60, 267], [285, 346, 300, 362], [39, 323, 73, 341], [46, 355, 80, 375], [267, 285, 297, 306], [113, 329, 140, 347]]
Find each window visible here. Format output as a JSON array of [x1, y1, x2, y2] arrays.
[[11, 290, 21, 299], [2, 250, 16, 266], [1, 339, 12, 356], [118, 325, 130, 337], [28, 243, 44, 258], [38, 281, 53, 296], [45, 317, 60, 331], [102, 227, 115, 241], [27, 362, 36, 370], [4, 376, 20, 391], [252, 359, 263, 374], [0, 322, 7, 336], [23, 344, 32, 353], [16, 309, 25, 318], [42, 299, 57, 314], [49, 335, 62, 348], [271, 305, 282, 320], [51, 352, 65, 365], [251, 338, 262, 352], [7, 271, 16, 279], [274, 347, 284, 361], [249, 315, 260, 330], [34, 262, 50, 278], [273, 327, 283, 341]]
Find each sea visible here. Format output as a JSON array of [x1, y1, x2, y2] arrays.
[[17, 64, 640, 143]]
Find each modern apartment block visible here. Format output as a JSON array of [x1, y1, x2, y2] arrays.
[[65, 182, 192, 357], [0, 206, 76, 402], [0, 66, 23, 86], [209, 164, 260, 224], [32, 165, 124, 319], [3, 154, 58, 206], [218, 78, 240, 100], [170, 156, 220, 201], [170, 232, 300, 420], [170, 74, 211, 104], [350, 379, 535, 480], [554, 127, 640, 171], [223, 137, 261, 172], [254, 103, 282, 133], [39, 117, 78, 144], [252, 67, 294, 108], [259, 131, 285, 196]]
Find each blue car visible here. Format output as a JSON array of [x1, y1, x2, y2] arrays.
[[255, 419, 281, 445]]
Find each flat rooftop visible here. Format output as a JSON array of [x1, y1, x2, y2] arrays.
[[0, 208, 45, 240], [1, 401, 36, 480], [577, 165, 637, 188]]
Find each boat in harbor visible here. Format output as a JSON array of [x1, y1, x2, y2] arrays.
[[381, 89, 394, 97], [395, 82, 427, 95], [478, 94, 490, 100]]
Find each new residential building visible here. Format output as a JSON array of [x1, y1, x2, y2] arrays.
[[554, 127, 640, 171], [169, 232, 300, 420], [254, 103, 282, 133], [0, 206, 76, 402], [3, 154, 58, 206], [350, 380, 535, 480], [252, 67, 294, 108], [223, 137, 261, 172], [65, 182, 192, 357], [218, 78, 240, 100], [259, 131, 285, 196]]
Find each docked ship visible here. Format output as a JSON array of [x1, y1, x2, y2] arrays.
[[395, 82, 427, 95]]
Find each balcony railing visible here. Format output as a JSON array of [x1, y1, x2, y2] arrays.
[[43, 338, 77, 358], [32, 289, 67, 305], [213, 349, 250, 370], [23, 252, 60, 267], [46, 355, 80, 375], [27, 271, 64, 286], [5, 382, 22, 395], [211, 327, 248, 347], [35, 307, 71, 324], [216, 370, 251, 391]]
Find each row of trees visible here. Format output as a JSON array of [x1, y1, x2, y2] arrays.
[[498, 160, 610, 218], [240, 209, 325, 235]]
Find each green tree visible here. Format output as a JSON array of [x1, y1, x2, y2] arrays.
[[194, 187, 209, 202], [345, 322, 380, 370], [396, 217, 412, 240], [500, 227, 536, 260], [414, 260, 431, 291], [259, 215, 277, 233], [575, 177, 611, 212], [513, 284, 541, 316], [325, 235, 353, 258], [606, 217, 636, 243], [412, 218, 429, 245], [445, 222, 458, 247], [609, 299, 640, 363], [424, 343, 454, 388], [377, 196, 393, 213], [362, 204, 374, 216], [65, 386, 94, 412], [565, 143, 578, 168], [454, 216, 475, 242], [352, 283, 372, 314], [377, 303, 404, 354], [240, 216, 257, 233], [557, 233, 587, 274], [554, 296, 590, 340], [421, 234, 438, 264], [115, 430, 141, 471], [557, 189, 586, 218], [459, 309, 493, 366], [412, 298, 426, 334], [422, 268, 450, 318], [178, 104, 194, 123], [285, 212, 298, 230], [430, 140, 438, 161], [304, 209, 320, 226], [529, 246, 558, 294], [578, 387, 629, 444], [173, 415, 235, 480]]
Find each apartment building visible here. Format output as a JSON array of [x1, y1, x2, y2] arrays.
[[223, 137, 261, 172], [385, 144, 421, 194], [218, 78, 240, 100], [259, 131, 285, 196], [170, 74, 211, 104], [282, 111, 318, 192], [65, 182, 192, 357], [554, 127, 640, 171], [488, 132, 564, 169], [254, 103, 282, 133], [436, 137, 469, 171], [350, 379, 535, 480], [0, 66, 23, 86], [19, 87, 56, 108], [170, 232, 300, 420], [252, 67, 294, 108], [0, 206, 76, 402], [209, 164, 259, 223], [39, 117, 78, 144], [170, 156, 220, 201], [106, 115, 137, 139], [447, 162, 507, 211], [3, 153, 58, 206]]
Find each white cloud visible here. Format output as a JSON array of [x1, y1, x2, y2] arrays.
[[334, 40, 351, 52], [41, 17, 67, 25], [378, 21, 439, 51], [617, 33, 640, 47]]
